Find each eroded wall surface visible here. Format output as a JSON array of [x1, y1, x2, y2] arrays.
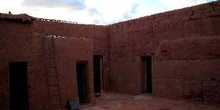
[[107, 1, 220, 103], [54, 37, 94, 107], [33, 20, 109, 109], [1, 1, 220, 110], [0, 19, 109, 110], [0, 20, 45, 109], [34, 20, 110, 90]]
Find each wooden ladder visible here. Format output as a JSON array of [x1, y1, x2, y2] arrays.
[[42, 35, 63, 110]]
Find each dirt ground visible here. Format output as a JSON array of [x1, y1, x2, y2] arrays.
[[80, 92, 220, 110]]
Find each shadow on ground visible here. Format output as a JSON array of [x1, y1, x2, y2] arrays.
[[81, 92, 220, 110]]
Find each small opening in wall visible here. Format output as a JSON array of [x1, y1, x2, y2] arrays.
[[76, 61, 88, 104], [141, 56, 152, 94], [9, 62, 29, 110]]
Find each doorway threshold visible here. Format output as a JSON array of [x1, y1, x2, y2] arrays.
[[133, 94, 152, 100]]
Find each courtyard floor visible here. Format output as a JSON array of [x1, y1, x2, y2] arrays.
[[81, 92, 220, 110]]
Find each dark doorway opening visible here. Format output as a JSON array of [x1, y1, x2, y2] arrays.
[[9, 62, 29, 110], [93, 55, 102, 97], [142, 56, 152, 94], [76, 62, 88, 104]]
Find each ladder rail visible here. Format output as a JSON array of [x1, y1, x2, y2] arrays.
[[50, 36, 63, 110], [42, 36, 50, 110], [42, 35, 63, 110]]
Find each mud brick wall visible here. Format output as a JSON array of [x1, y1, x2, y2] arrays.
[[0, 20, 46, 110], [33, 20, 110, 90], [0, 19, 108, 110], [54, 37, 94, 107], [1, 1, 220, 109], [107, 1, 220, 103], [33, 20, 110, 108]]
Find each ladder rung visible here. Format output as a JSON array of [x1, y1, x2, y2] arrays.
[[43, 37, 62, 110], [48, 87, 59, 92], [49, 99, 61, 105], [48, 84, 59, 87], [47, 74, 58, 78], [49, 93, 60, 97], [46, 66, 56, 68], [43, 51, 55, 54], [43, 52, 55, 55], [50, 104, 61, 106], [44, 57, 55, 60], [50, 104, 61, 109], [49, 93, 59, 97], [49, 94, 61, 98], [43, 51, 55, 55], [44, 48, 55, 51], [47, 75, 58, 78]]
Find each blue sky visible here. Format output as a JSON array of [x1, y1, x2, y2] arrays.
[[0, 0, 217, 24]]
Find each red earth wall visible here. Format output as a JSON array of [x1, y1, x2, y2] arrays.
[[0, 20, 45, 109], [0, 19, 109, 109], [54, 37, 94, 108], [1, 1, 220, 110], [31, 20, 110, 109], [33, 20, 110, 91], [107, 1, 220, 103]]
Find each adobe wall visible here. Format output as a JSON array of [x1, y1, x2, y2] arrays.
[[53, 37, 94, 108], [0, 19, 104, 110], [1, 1, 220, 109], [32, 20, 109, 109], [0, 20, 46, 109], [33, 20, 110, 90], [107, 1, 220, 103]]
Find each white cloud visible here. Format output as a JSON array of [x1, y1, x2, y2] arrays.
[[84, 0, 139, 24], [0, 0, 25, 14], [22, 0, 86, 10], [131, 0, 168, 18], [25, 7, 96, 24], [0, 0, 142, 24], [159, 0, 210, 9], [0, 0, 217, 24]]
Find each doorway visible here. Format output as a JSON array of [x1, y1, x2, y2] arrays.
[[76, 62, 88, 104], [9, 62, 29, 110], [141, 56, 152, 94], [93, 55, 102, 97]]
